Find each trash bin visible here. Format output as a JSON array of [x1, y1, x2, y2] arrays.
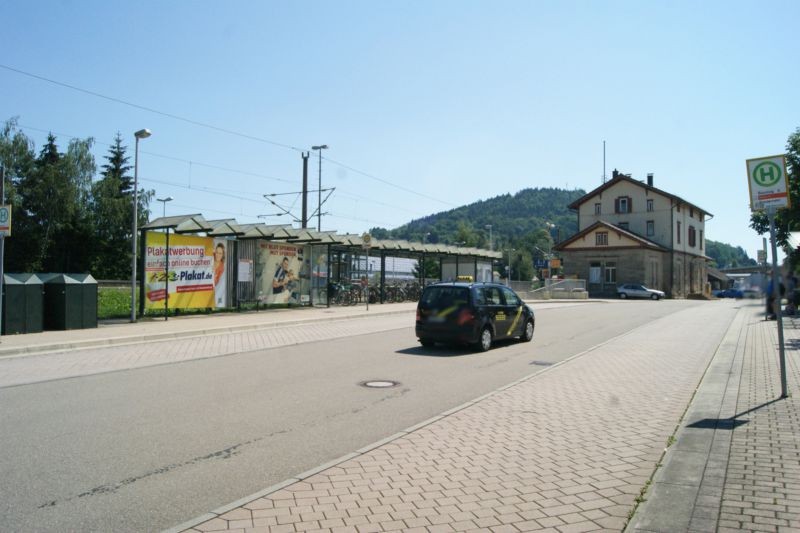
[[2, 273, 45, 334], [41, 274, 98, 330], [70, 273, 98, 329]]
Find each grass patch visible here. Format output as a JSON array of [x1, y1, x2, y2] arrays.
[[98, 287, 131, 319]]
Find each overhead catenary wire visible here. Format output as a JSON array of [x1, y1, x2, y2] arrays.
[[15, 122, 432, 220], [3, 64, 456, 207]]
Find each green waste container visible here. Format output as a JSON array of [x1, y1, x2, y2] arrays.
[[2, 273, 45, 335], [41, 274, 98, 330]]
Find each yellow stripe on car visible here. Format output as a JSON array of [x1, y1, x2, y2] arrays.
[[507, 305, 524, 336]]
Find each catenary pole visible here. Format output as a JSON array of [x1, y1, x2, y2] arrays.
[[0, 167, 5, 339]]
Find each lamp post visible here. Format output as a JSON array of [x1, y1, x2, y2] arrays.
[[506, 248, 515, 286], [485, 224, 493, 251], [311, 144, 328, 231], [156, 196, 173, 321], [156, 196, 173, 218], [130, 128, 151, 322]]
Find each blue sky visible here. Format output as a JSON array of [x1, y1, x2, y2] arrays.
[[1, 1, 798, 259]]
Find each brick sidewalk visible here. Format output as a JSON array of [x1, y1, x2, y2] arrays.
[[628, 301, 800, 532], [169, 302, 739, 533]]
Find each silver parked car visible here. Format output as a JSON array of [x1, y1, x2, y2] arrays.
[[617, 283, 665, 300]]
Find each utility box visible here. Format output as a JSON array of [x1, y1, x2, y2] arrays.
[[2, 273, 45, 335], [41, 274, 98, 330]]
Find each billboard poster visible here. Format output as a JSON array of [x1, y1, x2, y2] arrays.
[[212, 238, 228, 308], [144, 232, 215, 309], [256, 242, 309, 305]]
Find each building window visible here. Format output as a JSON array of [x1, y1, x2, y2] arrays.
[[594, 203, 601, 215], [596, 232, 608, 246], [615, 196, 631, 214], [647, 220, 655, 237], [690, 208, 694, 218], [589, 263, 602, 283], [618, 222, 629, 231], [700, 230, 704, 250], [677, 221, 681, 244], [605, 262, 617, 283], [689, 226, 696, 247], [676, 204, 681, 213], [647, 199, 654, 212]]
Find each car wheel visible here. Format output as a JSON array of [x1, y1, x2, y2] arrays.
[[619, 293, 627, 299], [476, 327, 493, 352], [520, 320, 534, 342], [419, 338, 434, 347], [651, 294, 659, 300]]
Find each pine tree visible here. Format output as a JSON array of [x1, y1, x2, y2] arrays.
[[101, 132, 133, 194]]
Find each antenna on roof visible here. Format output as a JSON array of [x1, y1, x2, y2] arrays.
[[602, 140, 607, 184]]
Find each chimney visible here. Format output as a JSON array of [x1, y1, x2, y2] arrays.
[[647, 173, 654, 187]]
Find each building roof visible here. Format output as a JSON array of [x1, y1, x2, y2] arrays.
[[553, 220, 670, 252], [567, 174, 712, 217]]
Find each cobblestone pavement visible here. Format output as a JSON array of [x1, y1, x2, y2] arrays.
[[171, 300, 739, 532], [720, 311, 800, 532], [0, 314, 411, 388], [628, 301, 800, 533]]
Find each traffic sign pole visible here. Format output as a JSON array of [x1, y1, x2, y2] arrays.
[[767, 208, 789, 398]]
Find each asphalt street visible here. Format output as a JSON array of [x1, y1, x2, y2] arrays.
[[0, 300, 705, 532]]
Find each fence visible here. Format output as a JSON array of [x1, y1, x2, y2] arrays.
[[510, 278, 588, 300]]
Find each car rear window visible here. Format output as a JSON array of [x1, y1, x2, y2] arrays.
[[420, 286, 471, 308]]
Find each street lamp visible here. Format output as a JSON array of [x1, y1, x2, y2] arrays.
[[506, 248, 516, 286], [156, 196, 173, 218], [156, 196, 173, 321], [130, 128, 151, 322], [311, 144, 328, 231], [485, 224, 493, 251]]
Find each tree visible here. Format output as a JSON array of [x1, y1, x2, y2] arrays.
[[412, 257, 439, 280], [751, 128, 800, 268], [91, 134, 139, 279]]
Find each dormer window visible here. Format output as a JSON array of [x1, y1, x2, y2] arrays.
[[615, 196, 632, 214]]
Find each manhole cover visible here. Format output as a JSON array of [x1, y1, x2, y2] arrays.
[[360, 380, 400, 388], [530, 360, 554, 366]]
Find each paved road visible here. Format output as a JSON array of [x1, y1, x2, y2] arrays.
[[0, 300, 702, 532]]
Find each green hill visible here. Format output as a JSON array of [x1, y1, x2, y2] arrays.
[[369, 186, 756, 279]]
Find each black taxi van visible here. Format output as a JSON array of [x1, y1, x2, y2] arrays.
[[415, 282, 535, 351]]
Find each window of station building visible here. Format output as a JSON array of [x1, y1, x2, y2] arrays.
[[596, 231, 608, 246], [615, 196, 631, 214], [594, 202, 601, 215], [605, 262, 617, 283], [647, 220, 655, 237], [700, 230, 704, 250], [676, 221, 682, 244], [689, 226, 696, 247], [647, 199, 654, 212], [690, 207, 694, 218]]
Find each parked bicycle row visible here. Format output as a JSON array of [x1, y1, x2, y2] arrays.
[[327, 281, 424, 306]]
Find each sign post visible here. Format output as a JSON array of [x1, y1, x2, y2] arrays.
[[747, 154, 789, 399], [0, 167, 6, 339]]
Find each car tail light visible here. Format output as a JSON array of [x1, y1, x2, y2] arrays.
[[457, 309, 475, 326], [416, 308, 421, 321]]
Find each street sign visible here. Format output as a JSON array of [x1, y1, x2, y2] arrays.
[[757, 250, 767, 264], [361, 232, 372, 250], [0, 205, 11, 236], [549, 258, 562, 269], [534, 259, 547, 269], [747, 154, 790, 211]]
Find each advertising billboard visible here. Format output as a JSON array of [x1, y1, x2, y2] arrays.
[[256, 242, 310, 305], [144, 232, 219, 309]]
